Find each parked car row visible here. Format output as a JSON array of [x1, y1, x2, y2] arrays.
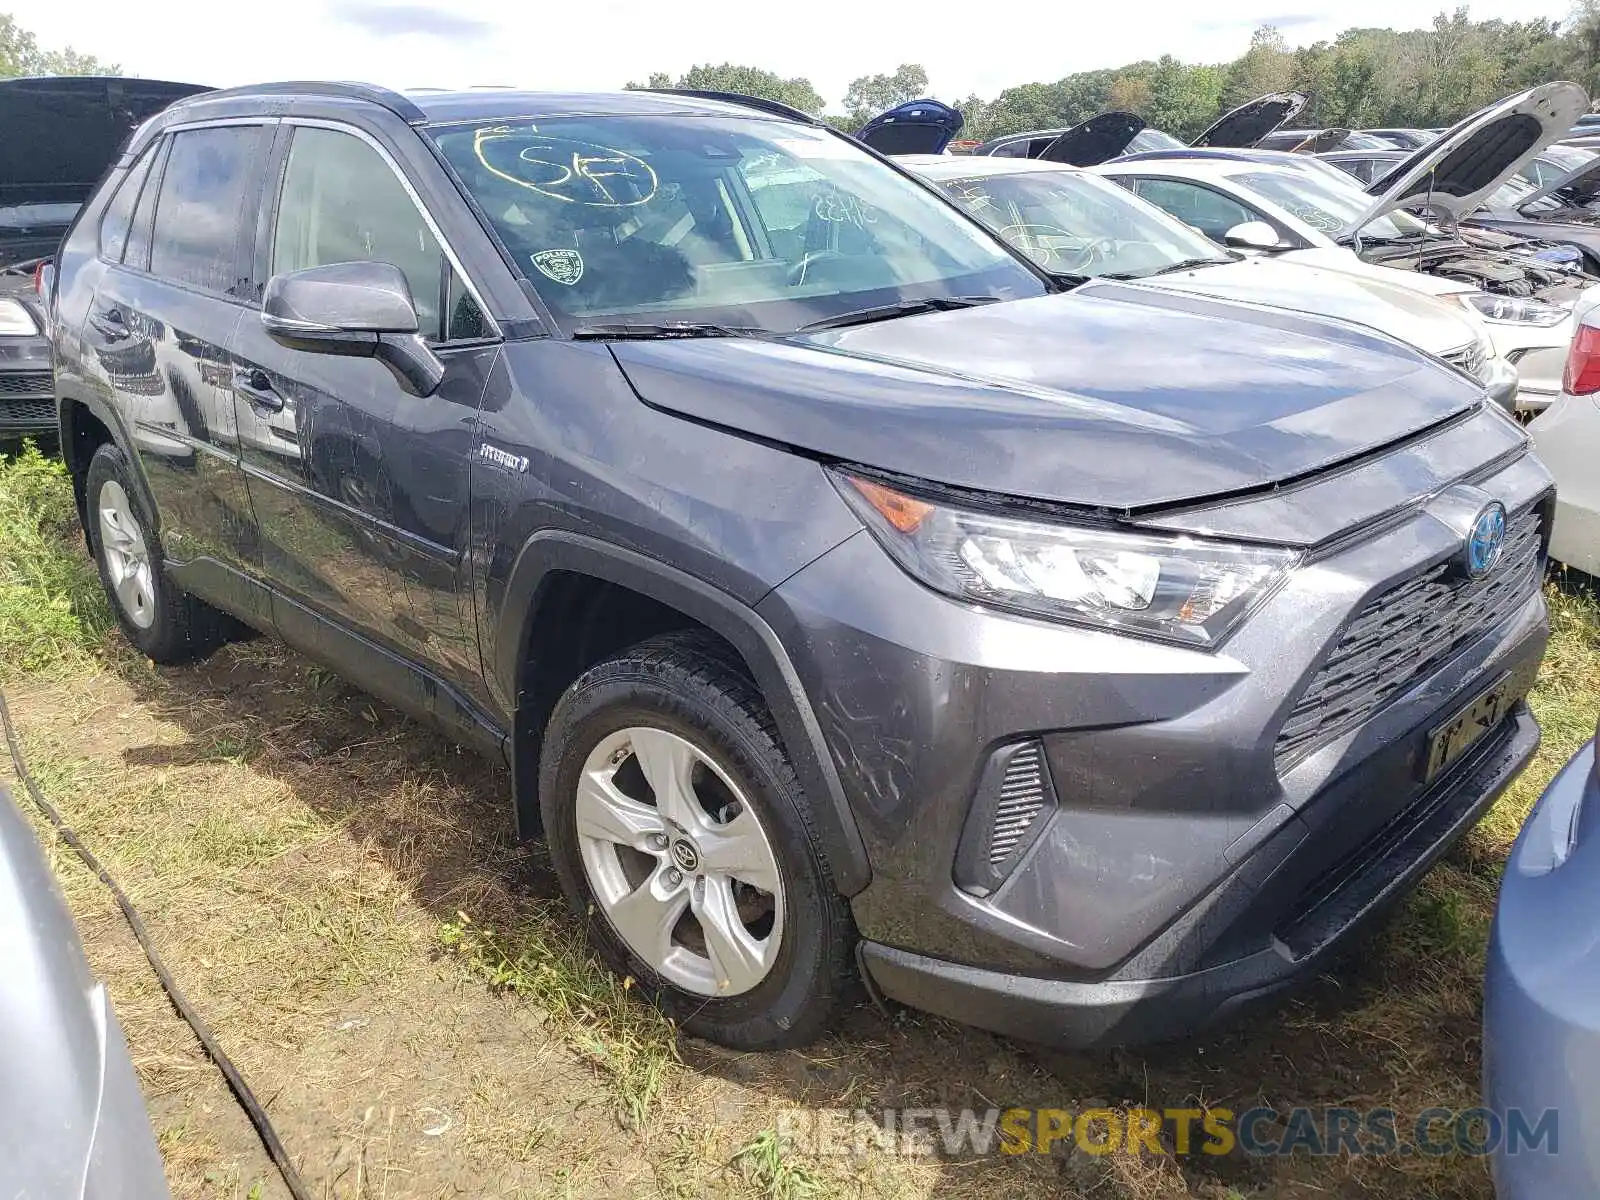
[[858, 84, 1600, 577]]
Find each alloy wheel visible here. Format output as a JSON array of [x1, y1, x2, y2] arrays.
[[97, 480, 156, 630], [575, 725, 785, 997]]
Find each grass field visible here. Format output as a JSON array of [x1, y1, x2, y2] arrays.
[[1, 442, 1595, 1199]]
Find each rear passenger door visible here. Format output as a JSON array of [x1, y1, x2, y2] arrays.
[[84, 122, 273, 618], [231, 120, 498, 705]]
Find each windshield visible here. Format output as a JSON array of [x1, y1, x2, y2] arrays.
[[428, 115, 1044, 331], [1230, 169, 1428, 240], [1126, 129, 1186, 154], [936, 168, 1229, 277], [1490, 174, 1561, 213]]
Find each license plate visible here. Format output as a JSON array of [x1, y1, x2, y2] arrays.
[[1423, 675, 1512, 784]]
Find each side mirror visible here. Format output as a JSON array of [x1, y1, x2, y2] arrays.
[[262, 261, 444, 397], [1223, 221, 1282, 251]]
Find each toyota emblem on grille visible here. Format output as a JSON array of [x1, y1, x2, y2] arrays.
[[1464, 502, 1507, 580]]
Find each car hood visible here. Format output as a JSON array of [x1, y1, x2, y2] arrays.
[[1137, 256, 1482, 356], [1522, 154, 1600, 209], [1343, 82, 1589, 238], [609, 284, 1482, 511], [856, 99, 964, 156], [1038, 112, 1147, 166], [1193, 92, 1308, 148], [0, 75, 210, 208]]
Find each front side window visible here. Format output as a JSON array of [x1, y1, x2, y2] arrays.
[[938, 169, 1229, 278], [1230, 169, 1428, 241], [271, 126, 485, 343], [428, 114, 1042, 331], [149, 125, 266, 296]]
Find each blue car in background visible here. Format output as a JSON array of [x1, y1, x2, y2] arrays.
[[1485, 709, 1600, 1197]]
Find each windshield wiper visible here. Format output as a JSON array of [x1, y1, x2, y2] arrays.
[[1103, 257, 1234, 280], [796, 295, 1002, 333], [570, 321, 767, 340]]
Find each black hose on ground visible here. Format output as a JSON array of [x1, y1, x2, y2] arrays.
[[0, 685, 315, 1200]]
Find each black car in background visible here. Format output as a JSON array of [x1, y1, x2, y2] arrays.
[[0, 76, 209, 437]]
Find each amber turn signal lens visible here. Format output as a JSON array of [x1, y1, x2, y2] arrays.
[[847, 476, 933, 534]]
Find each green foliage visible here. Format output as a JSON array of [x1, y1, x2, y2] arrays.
[[624, 62, 824, 116], [842, 63, 930, 123], [0, 443, 110, 676], [0, 11, 118, 78]]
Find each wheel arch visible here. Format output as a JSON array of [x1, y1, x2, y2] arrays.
[[497, 531, 871, 896], [57, 394, 133, 543]]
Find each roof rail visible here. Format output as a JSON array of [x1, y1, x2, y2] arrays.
[[645, 88, 821, 126], [173, 80, 429, 124]]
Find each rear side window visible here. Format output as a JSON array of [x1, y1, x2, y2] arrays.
[[98, 146, 156, 262], [270, 125, 484, 343], [150, 125, 266, 297]]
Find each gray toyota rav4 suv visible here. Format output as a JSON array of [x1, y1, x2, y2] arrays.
[[46, 83, 1549, 1050]]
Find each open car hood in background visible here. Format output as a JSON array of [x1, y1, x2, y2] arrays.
[[1192, 91, 1308, 148], [1523, 153, 1600, 209], [856, 99, 964, 156], [1039, 112, 1147, 166], [0, 76, 211, 207], [1341, 81, 1589, 238]]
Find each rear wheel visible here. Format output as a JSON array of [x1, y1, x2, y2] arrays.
[[540, 631, 854, 1049], [85, 443, 228, 664]]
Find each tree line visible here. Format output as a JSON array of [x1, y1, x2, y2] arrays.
[[630, 4, 1600, 142], [5, 3, 1595, 146]]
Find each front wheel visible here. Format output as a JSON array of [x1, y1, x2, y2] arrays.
[[540, 631, 855, 1049]]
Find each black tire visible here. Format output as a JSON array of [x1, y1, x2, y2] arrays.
[[84, 442, 228, 664], [540, 630, 855, 1049]]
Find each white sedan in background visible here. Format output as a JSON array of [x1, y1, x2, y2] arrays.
[[1096, 85, 1600, 414], [1531, 303, 1600, 575]]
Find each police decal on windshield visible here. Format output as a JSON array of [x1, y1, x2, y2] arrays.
[[530, 248, 584, 285]]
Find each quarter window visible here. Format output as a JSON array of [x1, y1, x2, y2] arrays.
[[123, 138, 169, 272], [270, 126, 484, 343], [98, 145, 156, 263], [149, 125, 266, 296]]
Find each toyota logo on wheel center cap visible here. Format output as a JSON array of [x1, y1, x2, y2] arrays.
[[670, 840, 700, 873]]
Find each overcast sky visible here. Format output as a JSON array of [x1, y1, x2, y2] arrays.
[[7, 0, 1574, 109]]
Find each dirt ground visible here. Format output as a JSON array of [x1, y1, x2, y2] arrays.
[[6, 581, 1598, 1199]]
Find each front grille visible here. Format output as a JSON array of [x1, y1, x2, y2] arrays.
[[988, 742, 1049, 866], [1274, 507, 1543, 768], [0, 371, 51, 396], [0, 396, 55, 426], [1442, 341, 1487, 379]]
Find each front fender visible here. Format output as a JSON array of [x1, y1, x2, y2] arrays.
[[496, 531, 872, 896]]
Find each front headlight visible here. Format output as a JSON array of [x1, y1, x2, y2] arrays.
[[0, 297, 39, 337], [1458, 292, 1569, 327], [835, 472, 1300, 647]]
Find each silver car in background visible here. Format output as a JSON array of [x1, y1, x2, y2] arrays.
[[1485, 711, 1600, 1198], [0, 785, 170, 1198]]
